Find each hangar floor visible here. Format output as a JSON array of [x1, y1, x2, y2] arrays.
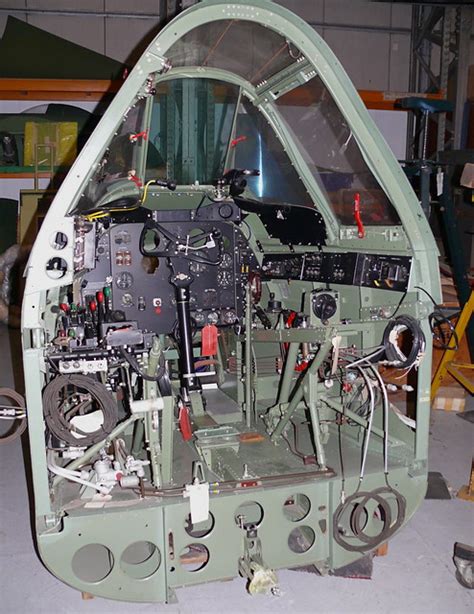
[[0, 324, 472, 614]]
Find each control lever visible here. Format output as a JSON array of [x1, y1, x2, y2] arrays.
[[254, 305, 272, 329], [215, 168, 260, 198], [154, 179, 177, 191], [170, 272, 200, 395]]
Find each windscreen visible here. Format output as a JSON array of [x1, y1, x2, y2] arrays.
[[275, 76, 401, 225], [166, 19, 302, 85], [230, 97, 312, 207], [145, 78, 239, 185]]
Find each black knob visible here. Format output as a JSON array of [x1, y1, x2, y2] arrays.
[[312, 292, 337, 324]]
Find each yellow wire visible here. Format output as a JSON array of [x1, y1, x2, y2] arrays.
[[85, 205, 140, 222], [141, 179, 157, 204], [84, 178, 156, 221]]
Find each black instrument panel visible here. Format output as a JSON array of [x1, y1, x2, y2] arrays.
[[261, 251, 412, 291], [81, 203, 257, 334]]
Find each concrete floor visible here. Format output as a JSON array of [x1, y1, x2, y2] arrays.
[[0, 324, 473, 613]]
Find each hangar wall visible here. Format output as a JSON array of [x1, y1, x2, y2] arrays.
[[0, 0, 414, 91]]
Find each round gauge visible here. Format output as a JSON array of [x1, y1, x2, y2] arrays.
[[115, 271, 134, 289], [217, 270, 232, 288], [190, 261, 208, 275], [222, 309, 237, 325], [194, 311, 205, 324], [207, 312, 219, 325], [220, 253, 233, 269], [121, 293, 134, 307]]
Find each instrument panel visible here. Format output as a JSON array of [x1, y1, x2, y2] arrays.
[[261, 251, 412, 291], [81, 203, 257, 335]]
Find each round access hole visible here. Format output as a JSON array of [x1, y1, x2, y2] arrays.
[[288, 526, 316, 554], [234, 501, 264, 529], [185, 512, 215, 538], [179, 543, 209, 572], [72, 544, 114, 583], [283, 493, 311, 522], [120, 541, 161, 580]]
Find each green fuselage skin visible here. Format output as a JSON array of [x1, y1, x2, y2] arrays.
[[22, 1, 439, 603]]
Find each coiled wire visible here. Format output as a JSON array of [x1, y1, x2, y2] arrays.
[[43, 374, 118, 446]]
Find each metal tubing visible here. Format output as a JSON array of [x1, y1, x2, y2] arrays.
[[277, 342, 299, 406], [308, 399, 327, 469], [271, 337, 333, 442], [160, 397, 174, 484], [245, 284, 253, 428], [322, 397, 388, 441], [131, 420, 145, 457]]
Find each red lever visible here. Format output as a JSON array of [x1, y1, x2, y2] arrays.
[[353, 192, 365, 238], [96, 291, 104, 304], [179, 405, 193, 441], [129, 130, 148, 142], [230, 135, 247, 148], [128, 170, 142, 188], [201, 324, 218, 356], [89, 300, 97, 313]]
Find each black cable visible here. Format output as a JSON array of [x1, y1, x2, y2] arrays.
[[119, 347, 166, 382], [382, 315, 426, 369], [333, 486, 406, 553], [194, 193, 216, 218], [385, 289, 408, 319], [414, 285, 438, 307], [415, 285, 459, 350], [43, 374, 118, 446]]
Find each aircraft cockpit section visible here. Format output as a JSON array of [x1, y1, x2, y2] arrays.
[[22, 0, 441, 604]]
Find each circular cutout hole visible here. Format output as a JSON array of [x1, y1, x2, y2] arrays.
[[185, 512, 214, 538], [288, 526, 315, 554], [179, 543, 209, 572], [72, 544, 114, 583], [283, 493, 311, 522], [45, 256, 67, 279], [234, 501, 264, 529], [49, 231, 68, 250], [120, 541, 161, 579]]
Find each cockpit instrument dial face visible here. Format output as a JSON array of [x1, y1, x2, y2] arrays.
[[115, 271, 134, 289], [207, 312, 219, 324], [217, 270, 232, 288], [220, 253, 233, 269], [189, 262, 208, 275]]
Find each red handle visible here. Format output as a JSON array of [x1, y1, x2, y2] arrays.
[[353, 192, 365, 239]]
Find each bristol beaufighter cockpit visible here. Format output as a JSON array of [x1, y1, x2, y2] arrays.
[[22, 0, 440, 603]]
